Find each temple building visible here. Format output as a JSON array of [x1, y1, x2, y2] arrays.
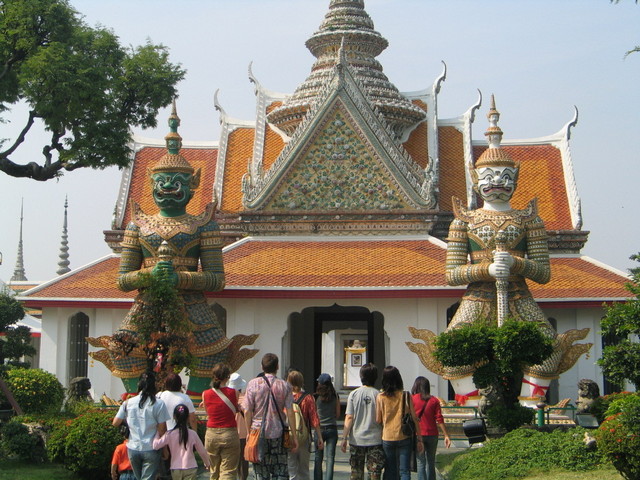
[[20, 0, 630, 401]]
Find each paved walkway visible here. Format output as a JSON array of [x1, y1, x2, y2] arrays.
[[195, 440, 462, 480]]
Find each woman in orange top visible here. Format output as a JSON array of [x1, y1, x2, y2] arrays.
[[375, 366, 423, 480]]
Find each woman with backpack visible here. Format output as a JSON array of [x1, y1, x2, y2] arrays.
[[314, 373, 340, 480], [287, 370, 324, 480]]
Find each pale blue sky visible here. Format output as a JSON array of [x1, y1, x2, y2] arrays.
[[1, 0, 638, 281]]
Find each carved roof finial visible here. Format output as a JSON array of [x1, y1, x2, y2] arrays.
[[11, 199, 27, 282], [475, 95, 516, 169], [151, 99, 195, 175], [57, 196, 71, 276]]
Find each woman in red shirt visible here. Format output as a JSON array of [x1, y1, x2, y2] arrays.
[[411, 377, 451, 480], [203, 363, 241, 480]]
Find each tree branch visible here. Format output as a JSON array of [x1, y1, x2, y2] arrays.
[[1, 110, 36, 158]]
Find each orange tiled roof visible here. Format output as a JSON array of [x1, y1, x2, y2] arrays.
[[438, 126, 468, 212], [122, 147, 218, 227], [19, 244, 629, 302], [220, 128, 254, 213], [473, 144, 572, 231], [531, 257, 630, 300], [224, 237, 448, 289], [403, 121, 429, 170], [23, 256, 134, 300], [262, 125, 286, 172]]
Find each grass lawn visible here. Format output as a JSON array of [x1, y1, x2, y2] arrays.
[[0, 460, 75, 480], [436, 450, 623, 480]]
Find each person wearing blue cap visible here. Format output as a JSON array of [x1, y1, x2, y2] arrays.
[[314, 373, 340, 480]]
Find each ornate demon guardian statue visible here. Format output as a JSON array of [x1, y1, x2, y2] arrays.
[[89, 102, 257, 395], [408, 97, 591, 407]]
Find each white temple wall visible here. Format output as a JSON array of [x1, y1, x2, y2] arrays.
[[40, 299, 610, 402], [217, 296, 451, 398], [541, 306, 605, 402], [39, 306, 60, 378]]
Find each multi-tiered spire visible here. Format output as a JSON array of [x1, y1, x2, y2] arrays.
[[57, 196, 71, 275], [10, 200, 27, 282], [475, 95, 516, 169], [266, 0, 425, 138]]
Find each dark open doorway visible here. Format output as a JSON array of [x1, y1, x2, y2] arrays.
[[288, 304, 385, 393]]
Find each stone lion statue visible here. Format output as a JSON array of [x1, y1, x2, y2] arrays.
[[67, 377, 93, 404], [575, 378, 600, 414]]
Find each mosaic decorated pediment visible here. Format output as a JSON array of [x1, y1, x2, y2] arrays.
[[242, 62, 437, 212], [264, 106, 421, 212]]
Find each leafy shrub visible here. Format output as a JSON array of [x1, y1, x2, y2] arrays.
[[47, 409, 121, 479], [595, 414, 640, 480], [0, 368, 65, 414], [0, 420, 46, 461], [604, 393, 640, 431], [594, 392, 640, 480], [591, 391, 634, 423], [434, 320, 494, 367], [486, 403, 535, 432], [449, 427, 605, 480], [46, 417, 73, 464], [435, 319, 553, 406]]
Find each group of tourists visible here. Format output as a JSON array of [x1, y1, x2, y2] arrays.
[[110, 354, 450, 480]]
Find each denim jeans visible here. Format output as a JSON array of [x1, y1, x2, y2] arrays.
[[314, 425, 337, 480], [127, 448, 162, 480], [416, 436, 439, 480], [382, 437, 411, 480]]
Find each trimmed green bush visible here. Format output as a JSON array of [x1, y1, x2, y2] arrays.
[[0, 368, 65, 414], [595, 414, 640, 480], [0, 420, 46, 462], [590, 391, 635, 423], [486, 403, 535, 432], [46, 409, 121, 479], [594, 392, 640, 480], [449, 427, 605, 480]]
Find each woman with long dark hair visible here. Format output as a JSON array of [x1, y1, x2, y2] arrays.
[[314, 373, 340, 480], [375, 366, 423, 480], [202, 362, 241, 480], [153, 404, 210, 479], [113, 371, 171, 480], [411, 377, 451, 480]]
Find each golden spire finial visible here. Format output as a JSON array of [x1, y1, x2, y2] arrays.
[[150, 99, 195, 176], [475, 94, 516, 169]]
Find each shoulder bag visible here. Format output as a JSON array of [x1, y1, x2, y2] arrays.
[[263, 375, 292, 449], [401, 391, 417, 437], [244, 382, 270, 463]]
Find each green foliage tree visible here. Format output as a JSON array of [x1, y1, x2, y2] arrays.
[[611, 0, 639, 56], [0, 0, 186, 180], [597, 253, 640, 390], [0, 290, 34, 366], [434, 318, 554, 418]]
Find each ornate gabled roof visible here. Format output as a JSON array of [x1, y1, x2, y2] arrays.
[[241, 61, 436, 217], [266, 0, 425, 139], [18, 241, 630, 304]]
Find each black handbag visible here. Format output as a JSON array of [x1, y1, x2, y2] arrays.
[[401, 391, 416, 436]]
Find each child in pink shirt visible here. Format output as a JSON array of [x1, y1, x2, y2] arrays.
[[153, 404, 210, 479]]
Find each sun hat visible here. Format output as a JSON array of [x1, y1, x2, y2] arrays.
[[228, 372, 247, 390]]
